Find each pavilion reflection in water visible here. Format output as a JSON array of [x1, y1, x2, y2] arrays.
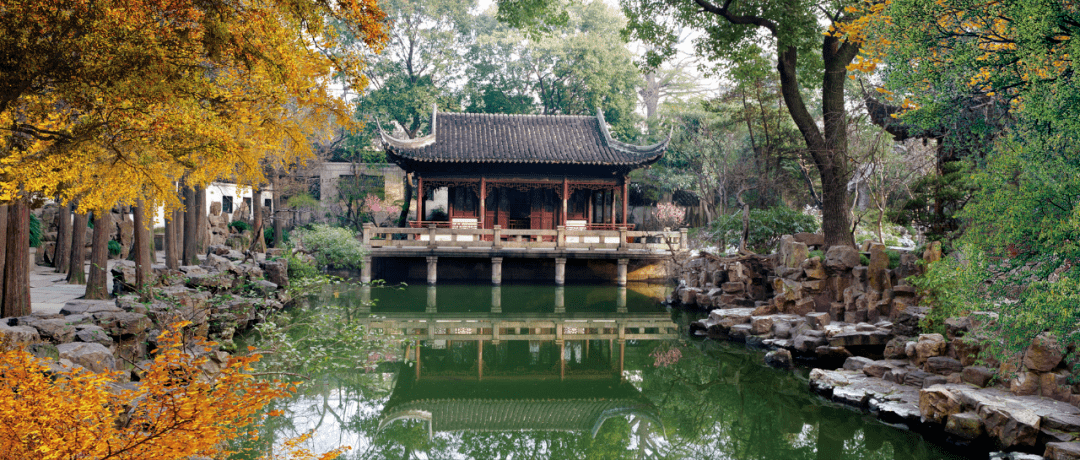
[[361, 285, 675, 440]]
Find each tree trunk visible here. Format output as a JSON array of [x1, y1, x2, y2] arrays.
[[273, 182, 285, 248], [54, 202, 72, 273], [84, 209, 111, 300], [396, 173, 413, 227], [0, 205, 7, 307], [67, 210, 88, 284], [196, 188, 208, 254], [165, 207, 180, 270], [3, 199, 31, 317], [183, 184, 198, 265], [252, 187, 267, 253], [133, 201, 153, 301]]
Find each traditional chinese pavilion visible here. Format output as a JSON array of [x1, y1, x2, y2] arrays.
[[379, 108, 667, 230]]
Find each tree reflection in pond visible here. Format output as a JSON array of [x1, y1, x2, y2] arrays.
[[241, 284, 972, 460]]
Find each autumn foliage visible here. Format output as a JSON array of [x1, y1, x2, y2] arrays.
[[0, 323, 329, 460], [0, 0, 387, 212]]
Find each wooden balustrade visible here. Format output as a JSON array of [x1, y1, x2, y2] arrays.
[[362, 223, 687, 252]]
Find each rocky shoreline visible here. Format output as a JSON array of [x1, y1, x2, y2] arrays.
[[1, 245, 291, 380], [674, 235, 1080, 459]]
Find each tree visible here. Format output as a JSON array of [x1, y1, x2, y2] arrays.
[[133, 201, 153, 301], [0, 323, 342, 460], [67, 210, 88, 285], [614, 0, 868, 247], [0, 0, 388, 315], [84, 209, 111, 300], [1, 200, 28, 317], [53, 203, 72, 274]]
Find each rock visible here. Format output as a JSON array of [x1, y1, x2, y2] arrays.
[[980, 402, 1041, 447], [764, 349, 793, 369], [893, 307, 928, 336], [60, 300, 122, 315], [862, 361, 898, 379], [201, 253, 236, 273], [772, 321, 792, 339], [943, 316, 971, 340], [1041, 371, 1073, 402], [721, 281, 744, 294], [186, 273, 236, 291], [75, 325, 114, 347], [790, 297, 815, 316], [920, 385, 963, 424], [92, 311, 152, 337], [843, 356, 874, 371], [904, 369, 932, 387], [729, 324, 753, 341], [778, 235, 809, 269], [883, 336, 910, 359], [793, 330, 828, 353], [953, 335, 985, 366], [962, 366, 994, 387], [27, 318, 77, 343], [867, 243, 889, 291], [992, 453, 1047, 460], [825, 245, 861, 272], [679, 287, 700, 307], [914, 333, 947, 365], [802, 257, 826, 280], [57, 342, 115, 373], [806, 312, 830, 330], [828, 330, 892, 348], [945, 411, 984, 439], [1024, 332, 1064, 372], [750, 316, 774, 335], [260, 259, 289, 287], [925, 356, 963, 375], [1045, 442, 1080, 460], [0, 324, 41, 344], [923, 241, 942, 263], [1010, 370, 1041, 396], [251, 279, 279, 296]]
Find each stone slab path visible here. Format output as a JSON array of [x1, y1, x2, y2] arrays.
[[28, 248, 166, 315]]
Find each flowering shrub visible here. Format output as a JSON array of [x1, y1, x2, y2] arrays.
[[653, 202, 686, 229], [362, 194, 401, 215]]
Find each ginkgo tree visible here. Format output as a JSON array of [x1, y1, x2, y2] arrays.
[[0, 323, 347, 460], [0, 0, 388, 315]]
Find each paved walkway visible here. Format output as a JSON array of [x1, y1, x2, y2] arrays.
[[28, 248, 164, 315]]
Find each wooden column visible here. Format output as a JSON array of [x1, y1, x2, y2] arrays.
[[609, 189, 616, 225], [561, 177, 568, 225], [587, 191, 593, 225], [622, 178, 629, 227], [416, 176, 424, 223], [480, 177, 486, 229]]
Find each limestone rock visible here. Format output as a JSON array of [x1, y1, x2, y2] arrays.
[[793, 330, 828, 353], [764, 349, 793, 369], [843, 356, 874, 371], [920, 385, 963, 424], [883, 337, 910, 359], [750, 316, 774, 335], [60, 300, 122, 315], [57, 342, 115, 373], [0, 324, 40, 344], [778, 235, 809, 269], [825, 245, 860, 272], [914, 333, 947, 365], [806, 312, 830, 330], [1010, 370, 1041, 396], [980, 402, 1041, 448], [1045, 442, 1080, 460], [92, 311, 152, 337], [925, 356, 963, 375], [802, 257, 826, 280], [75, 325, 114, 347], [945, 411, 984, 439], [962, 366, 994, 387], [867, 243, 889, 291], [28, 318, 77, 343], [260, 259, 289, 287], [1024, 332, 1064, 372]]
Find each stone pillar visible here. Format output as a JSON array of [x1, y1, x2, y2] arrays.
[[555, 257, 566, 286], [556, 225, 565, 248], [491, 257, 503, 285], [360, 255, 373, 284], [493, 225, 503, 249], [427, 224, 437, 249], [491, 286, 502, 313], [554, 286, 565, 313], [617, 286, 627, 313], [426, 256, 438, 285], [426, 285, 437, 313], [616, 258, 628, 287], [360, 285, 372, 313]]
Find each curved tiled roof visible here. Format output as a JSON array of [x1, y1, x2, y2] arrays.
[[379, 108, 667, 168]]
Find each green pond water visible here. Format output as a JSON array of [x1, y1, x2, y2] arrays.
[[245, 283, 974, 460]]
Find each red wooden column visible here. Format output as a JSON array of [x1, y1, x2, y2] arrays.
[[609, 189, 616, 225], [480, 177, 487, 230], [416, 176, 424, 223], [622, 177, 629, 227], [561, 177, 568, 225]]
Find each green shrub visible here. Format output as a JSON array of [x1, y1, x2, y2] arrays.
[[859, 254, 870, 266], [29, 214, 41, 247], [229, 221, 252, 233], [290, 224, 365, 270], [286, 252, 320, 279], [887, 249, 901, 270], [908, 244, 992, 334], [108, 240, 121, 256], [706, 206, 818, 253], [808, 249, 824, 260], [265, 227, 288, 247]]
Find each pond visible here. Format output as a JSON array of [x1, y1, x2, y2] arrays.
[[242, 283, 975, 460]]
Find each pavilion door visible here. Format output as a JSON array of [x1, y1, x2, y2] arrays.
[[484, 189, 501, 229], [529, 189, 555, 230]]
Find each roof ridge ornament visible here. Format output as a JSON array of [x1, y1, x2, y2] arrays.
[[595, 108, 671, 155], [376, 104, 438, 149]]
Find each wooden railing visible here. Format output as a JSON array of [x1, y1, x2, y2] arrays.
[[362, 223, 688, 252]]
